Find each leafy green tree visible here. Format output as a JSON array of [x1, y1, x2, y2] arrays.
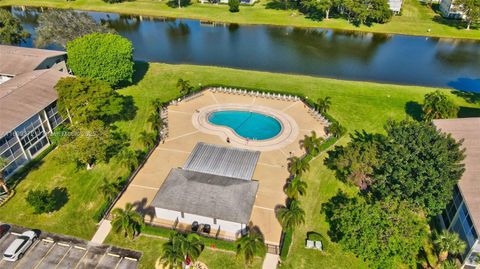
[[324, 194, 428, 269], [300, 131, 324, 156], [177, 79, 194, 96], [229, 0, 240, 12], [0, 9, 30, 45], [434, 231, 466, 264], [67, 33, 134, 86], [111, 202, 144, 239], [372, 120, 465, 216], [148, 110, 163, 132], [116, 148, 139, 172], [235, 229, 266, 267], [325, 133, 382, 189], [65, 120, 113, 169], [99, 178, 122, 201], [302, 0, 334, 20], [441, 260, 458, 269], [287, 156, 310, 177], [35, 10, 111, 48], [284, 177, 308, 199], [139, 131, 157, 150], [342, 0, 392, 25], [457, 0, 480, 30], [25, 189, 56, 214], [422, 90, 459, 122], [277, 200, 306, 231], [315, 96, 332, 113], [327, 121, 346, 138], [0, 158, 9, 194], [159, 232, 204, 269], [55, 77, 124, 125]]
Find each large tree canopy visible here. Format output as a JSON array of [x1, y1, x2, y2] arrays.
[[324, 194, 428, 269], [457, 0, 480, 30], [422, 90, 459, 122], [372, 120, 465, 216], [55, 77, 124, 125], [35, 10, 112, 48], [0, 9, 30, 45], [66, 33, 134, 86]]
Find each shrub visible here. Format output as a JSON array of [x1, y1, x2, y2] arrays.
[[26, 189, 56, 214], [66, 33, 134, 87], [103, 0, 125, 3], [229, 0, 240, 12], [280, 229, 293, 259]]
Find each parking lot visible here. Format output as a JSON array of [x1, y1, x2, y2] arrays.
[[0, 225, 140, 269]]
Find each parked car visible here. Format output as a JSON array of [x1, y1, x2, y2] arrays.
[[3, 231, 37, 261], [0, 224, 9, 239]]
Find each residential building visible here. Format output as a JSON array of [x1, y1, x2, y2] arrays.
[[0, 45, 69, 178], [439, 0, 465, 19], [434, 118, 480, 269], [388, 0, 403, 14]]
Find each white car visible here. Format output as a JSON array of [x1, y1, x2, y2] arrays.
[[3, 231, 37, 261]]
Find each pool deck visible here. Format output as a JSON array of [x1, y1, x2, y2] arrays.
[[113, 89, 327, 246]]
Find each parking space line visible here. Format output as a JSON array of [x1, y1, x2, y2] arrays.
[[93, 253, 107, 269], [54, 245, 72, 269], [73, 249, 89, 269], [33, 242, 56, 269], [114, 257, 123, 269]]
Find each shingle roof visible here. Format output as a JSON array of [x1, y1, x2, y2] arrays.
[[183, 142, 260, 180], [151, 168, 259, 224], [0, 69, 69, 135], [0, 45, 66, 76], [433, 118, 480, 232]]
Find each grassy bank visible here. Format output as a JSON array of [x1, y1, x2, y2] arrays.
[[1, 0, 479, 39], [0, 62, 478, 267]]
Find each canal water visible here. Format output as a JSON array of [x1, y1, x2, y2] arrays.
[[7, 6, 480, 91]]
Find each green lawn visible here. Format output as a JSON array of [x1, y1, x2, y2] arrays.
[[1, 0, 479, 39], [105, 233, 263, 269], [1, 62, 479, 267]]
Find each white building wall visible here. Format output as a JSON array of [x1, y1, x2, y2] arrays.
[[155, 207, 245, 235]]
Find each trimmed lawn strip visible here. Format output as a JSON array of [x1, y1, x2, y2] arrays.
[[105, 232, 263, 269], [0, 62, 478, 266], [0, 0, 478, 40]]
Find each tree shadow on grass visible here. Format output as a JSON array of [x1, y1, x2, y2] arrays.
[[405, 101, 423, 121], [452, 90, 480, 104], [51, 187, 69, 211], [458, 106, 480, 118], [166, 0, 192, 8], [131, 61, 150, 85]]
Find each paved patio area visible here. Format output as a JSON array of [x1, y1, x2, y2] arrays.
[[113, 89, 326, 246]]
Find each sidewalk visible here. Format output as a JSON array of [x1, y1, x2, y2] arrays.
[[91, 219, 112, 244], [262, 253, 279, 269]]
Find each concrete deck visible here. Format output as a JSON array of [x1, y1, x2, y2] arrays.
[[113, 89, 326, 246]]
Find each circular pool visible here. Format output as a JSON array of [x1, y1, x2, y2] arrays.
[[208, 110, 282, 140]]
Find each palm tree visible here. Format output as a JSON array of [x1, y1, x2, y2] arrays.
[[159, 232, 185, 269], [139, 131, 157, 150], [434, 230, 466, 264], [288, 156, 310, 177], [235, 229, 266, 268], [440, 260, 458, 269], [277, 200, 305, 231], [117, 148, 139, 172], [284, 177, 308, 200], [0, 158, 9, 194], [148, 110, 163, 132], [327, 121, 346, 138], [316, 96, 331, 114], [177, 78, 193, 96], [99, 178, 121, 201], [111, 203, 144, 239], [151, 98, 163, 113], [300, 131, 324, 156], [159, 232, 204, 269]]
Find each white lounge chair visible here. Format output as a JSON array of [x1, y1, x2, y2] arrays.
[[314, 241, 323, 250], [306, 240, 315, 249]]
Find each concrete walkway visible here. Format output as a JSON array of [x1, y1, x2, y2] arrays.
[[91, 219, 112, 244], [262, 253, 279, 269]]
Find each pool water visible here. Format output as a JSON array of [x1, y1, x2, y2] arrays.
[[208, 110, 282, 140]]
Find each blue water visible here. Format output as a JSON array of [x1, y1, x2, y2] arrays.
[[208, 111, 282, 140]]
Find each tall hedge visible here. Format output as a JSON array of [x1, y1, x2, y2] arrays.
[[66, 33, 134, 87]]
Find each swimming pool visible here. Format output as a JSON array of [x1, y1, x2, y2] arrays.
[[208, 110, 282, 140]]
